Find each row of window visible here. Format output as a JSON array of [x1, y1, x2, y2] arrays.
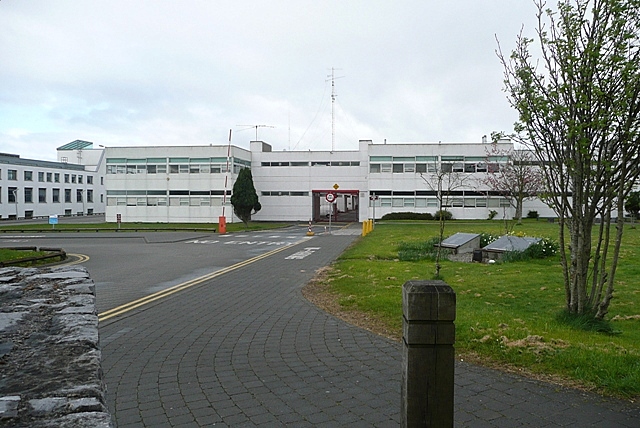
[[106, 190, 231, 196], [369, 197, 511, 209], [261, 191, 310, 196], [0, 168, 94, 184], [106, 164, 245, 175], [103, 193, 509, 209], [1, 187, 94, 204], [369, 155, 509, 162], [261, 161, 360, 167], [107, 197, 230, 207], [369, 162, 503, 174], [106, 157, 251, 166]]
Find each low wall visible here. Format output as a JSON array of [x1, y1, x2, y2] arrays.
[[0, 266, 111, 427]]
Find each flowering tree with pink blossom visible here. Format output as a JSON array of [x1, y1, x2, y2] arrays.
[[481, 143, 544, 225]]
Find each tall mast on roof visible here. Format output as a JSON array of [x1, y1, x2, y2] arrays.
[[327, 67, 343, 152]]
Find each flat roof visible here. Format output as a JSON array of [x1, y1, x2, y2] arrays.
[[440, 232, 480, 248], [0, 153, 86, 171]]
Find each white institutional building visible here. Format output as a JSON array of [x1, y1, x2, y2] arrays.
[[100, 138, 555, 223], [1, 137, 554, 223], [0, 140, 104, 220]]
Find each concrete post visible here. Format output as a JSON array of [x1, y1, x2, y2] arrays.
[[402, 280, 456, 428]]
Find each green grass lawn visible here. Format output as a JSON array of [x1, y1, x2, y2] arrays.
[[0, 248, 61, 267], [325, 220, 640, 399]]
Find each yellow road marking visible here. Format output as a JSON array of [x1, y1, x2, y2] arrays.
[[98, 239, 309, 322], [61, 253, 90, 266]]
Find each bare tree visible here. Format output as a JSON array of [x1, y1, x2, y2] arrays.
[[498, 0, 640, 319], [482, 140, 545, 225], [420, 162, 469, 278]]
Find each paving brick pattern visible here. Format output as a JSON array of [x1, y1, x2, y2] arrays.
[[100, 228, 640, 427]]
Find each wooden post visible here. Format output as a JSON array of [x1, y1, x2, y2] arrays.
[[402, 280, 456, 427]]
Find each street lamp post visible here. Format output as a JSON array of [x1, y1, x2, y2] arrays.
[[12, 189, 18, 219]]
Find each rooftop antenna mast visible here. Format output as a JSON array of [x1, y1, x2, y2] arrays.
[[326, 67, 344, 152], [236, 124, 275, 141]]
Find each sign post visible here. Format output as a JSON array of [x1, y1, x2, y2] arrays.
[[48, 215, 58, 230], [325, 192, 336, 235], [370, 194, 378, 226], [116, 213, 122, 230]]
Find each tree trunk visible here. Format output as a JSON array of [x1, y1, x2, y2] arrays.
[[596, 198, 626, 319], [515, 196, 523, 224]]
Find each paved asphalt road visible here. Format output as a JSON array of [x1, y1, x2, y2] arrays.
[[0, 226, 311, 313], [2, 224, 639, 426]]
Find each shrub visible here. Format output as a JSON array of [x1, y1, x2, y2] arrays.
[[479, 232, 499, 247], [488, 210, 498, 220], [380, 212, 434, 221], [527, 210, 540, 219], [434, 210, 453, 221]]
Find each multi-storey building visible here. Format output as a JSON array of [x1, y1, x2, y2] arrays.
[[2, 137, 555, 223], [101, 138, 554, 223], [103, 145, 251, 223], [0, 140, 105, 220]]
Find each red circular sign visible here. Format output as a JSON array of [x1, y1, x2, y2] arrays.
[[325, 192, 336, 203]]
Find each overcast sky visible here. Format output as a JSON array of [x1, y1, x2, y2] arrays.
[[1, 1, 540, 161]]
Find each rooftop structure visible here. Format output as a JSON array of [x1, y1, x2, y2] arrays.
[[57, 140, 94, 151]]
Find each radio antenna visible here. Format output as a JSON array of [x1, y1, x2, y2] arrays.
[[236, 124, 275, 141], [326, 67, 344, 152]]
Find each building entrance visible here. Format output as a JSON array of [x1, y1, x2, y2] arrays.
[[312, 190, 359, 223]]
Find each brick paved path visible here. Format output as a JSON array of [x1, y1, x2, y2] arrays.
[[100, 229, 640, 427]]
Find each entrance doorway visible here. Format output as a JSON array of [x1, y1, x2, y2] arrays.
[[312, 190, 359, 222]]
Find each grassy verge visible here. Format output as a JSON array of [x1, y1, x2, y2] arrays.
[[0, 221, 291, 233], [321, 220, 640, 399], [0, 248, 65, 267]]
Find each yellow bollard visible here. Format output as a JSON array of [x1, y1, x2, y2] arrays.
[[362, 221, 368, 236]]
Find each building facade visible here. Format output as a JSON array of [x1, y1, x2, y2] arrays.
[[101, 138, 555, 224], [0, 140, 105, 220], [103, 145, 251, 223], [1, 137, 554, 223]]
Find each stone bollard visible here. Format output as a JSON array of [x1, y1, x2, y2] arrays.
[[401, 280, 456, 428]]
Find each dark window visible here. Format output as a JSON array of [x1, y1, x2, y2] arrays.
[[8, 187, 17, 202]]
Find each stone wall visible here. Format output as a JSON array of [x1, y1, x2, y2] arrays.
[[0, 266, 111, 427]]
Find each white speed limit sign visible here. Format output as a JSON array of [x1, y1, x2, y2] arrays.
[[325, 192, 336, 203]]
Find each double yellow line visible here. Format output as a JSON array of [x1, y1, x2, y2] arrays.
[[62, 253, 90, 265], [98, 240, 305, 322]]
